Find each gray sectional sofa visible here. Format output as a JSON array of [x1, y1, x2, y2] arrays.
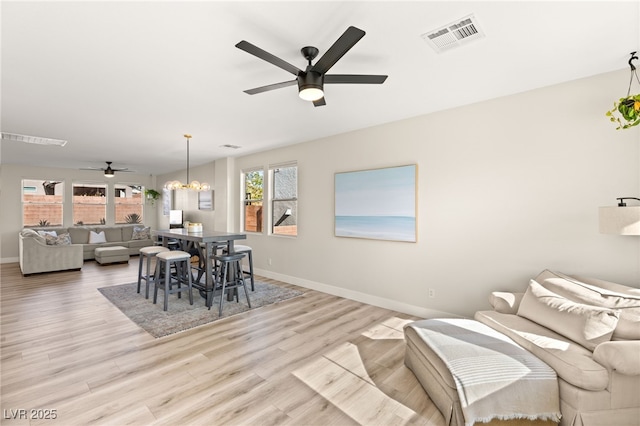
[[19, 225, 154, 275]]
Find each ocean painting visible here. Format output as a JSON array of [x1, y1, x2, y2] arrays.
[[335, 164, 417, 242]]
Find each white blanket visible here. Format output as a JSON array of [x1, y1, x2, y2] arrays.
[[407, 318, 561, 426]]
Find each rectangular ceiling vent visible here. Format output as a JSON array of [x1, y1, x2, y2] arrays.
[[1, 132, 68, 147], [421, 14, 485, 53]]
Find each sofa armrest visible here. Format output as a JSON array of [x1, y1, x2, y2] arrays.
[[593, 341, 640, 375], [488, 291, 525, 314]]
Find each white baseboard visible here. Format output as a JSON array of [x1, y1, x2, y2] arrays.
[[255, 267, 459, 319], [1, 257, 19, 264]]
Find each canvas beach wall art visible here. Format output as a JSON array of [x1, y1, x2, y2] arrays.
[[335, 164, 417, 242]]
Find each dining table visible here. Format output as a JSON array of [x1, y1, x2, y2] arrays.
[[152, 228, 247, 307]]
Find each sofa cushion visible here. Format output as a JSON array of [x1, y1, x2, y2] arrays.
[[121, 225, 135, 241], [475, 310, 610, 391], [535, 270, 640, 340], [99, 227, 123, 242], [67, 227, 90, 244], [128, 239, 153, 250], [517, 280, 620, 351]]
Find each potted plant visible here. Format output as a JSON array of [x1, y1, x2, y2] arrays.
[[606, 52, 640, 130], [606, 94, 640, 130], [144, 189, 161, 206], [125, 213, 142, 224]]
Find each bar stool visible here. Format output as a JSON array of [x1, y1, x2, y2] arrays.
[[166, 238, 181, 250], [153, 250, 194, 311], [230, 244, 255, 291], [209, 252, 251, 316], [137, 246, 170, 298]]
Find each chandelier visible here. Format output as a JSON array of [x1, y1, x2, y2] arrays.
[[164, 134, 211, 191]]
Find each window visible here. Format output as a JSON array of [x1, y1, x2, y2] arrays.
[[73, 183, 107, 225], [115, 184, 143, 224], [270, 163, 297, 236], [242, 169, 263, 232], [22, 179, 64, 227]]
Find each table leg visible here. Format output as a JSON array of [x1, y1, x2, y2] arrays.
[[205, 242, 214, 307], [226, 240, 237, 301]]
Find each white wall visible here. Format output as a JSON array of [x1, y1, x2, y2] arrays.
[[0, 164, 157, 261], [234, 69, 640, 317]]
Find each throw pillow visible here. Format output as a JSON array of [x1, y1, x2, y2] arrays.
[[132, 226, 150, 240], [38, 230, 57, 237], [517, 280, 620, 351], [45, 232, 72, 246], [89, 230, 107, 244], [535, 270, 640, 340]]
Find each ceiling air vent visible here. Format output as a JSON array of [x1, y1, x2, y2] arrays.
[[421, 14, 485, 53], [220, 144, 241, 149], [1, 132, 67, 146]]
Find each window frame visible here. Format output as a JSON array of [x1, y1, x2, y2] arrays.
[[114, 183, 144, 224], [22, 179, 64, 227], [72, 181, 108, 226], [269, 162, 298, 237], [241, 168, 265, 234]]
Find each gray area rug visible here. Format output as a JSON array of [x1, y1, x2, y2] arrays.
[[98, 280, 302, 338]]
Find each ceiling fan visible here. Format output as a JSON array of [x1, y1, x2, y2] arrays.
[[236, 26, 387, 107], [81, 161, 134, 178]]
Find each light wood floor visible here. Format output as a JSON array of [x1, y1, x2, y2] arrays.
[[0, 259, 445, 425]]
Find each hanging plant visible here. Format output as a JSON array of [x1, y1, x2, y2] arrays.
[[606, 52, 640, 130], [144, 189, 161, 206], [606, 94, 640, 129]]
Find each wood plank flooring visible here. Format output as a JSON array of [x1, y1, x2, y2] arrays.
[[0, 260, 445, 425]]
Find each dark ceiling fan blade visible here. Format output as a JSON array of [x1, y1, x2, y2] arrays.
[[235, 40, 302, 76], [311, 26, 365, 75], [80, 161, 133, 172], [244, 79, 297, 95], [313, 97, 326, 107], [324, 74, 388, 84]]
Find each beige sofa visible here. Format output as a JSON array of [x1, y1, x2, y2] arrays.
[[19, 225, 154, 275], [19, 229, 83, 275], [404, 270, 640, 426]]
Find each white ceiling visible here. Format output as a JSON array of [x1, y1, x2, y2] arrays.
[[2, 1, 639, 176]]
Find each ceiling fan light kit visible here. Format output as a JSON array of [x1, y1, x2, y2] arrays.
[[298, 72, 324, 101], [236, 26, 387, 107], [103, 161, 117, 178]]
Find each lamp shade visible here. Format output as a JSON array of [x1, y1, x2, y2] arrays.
[[599, 206, 640, 235]]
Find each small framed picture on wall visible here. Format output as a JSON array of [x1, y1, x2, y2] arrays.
[[198, 190, 214, 210]]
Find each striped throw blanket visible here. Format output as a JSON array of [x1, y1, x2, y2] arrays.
[[407, 318, 561, 426]]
